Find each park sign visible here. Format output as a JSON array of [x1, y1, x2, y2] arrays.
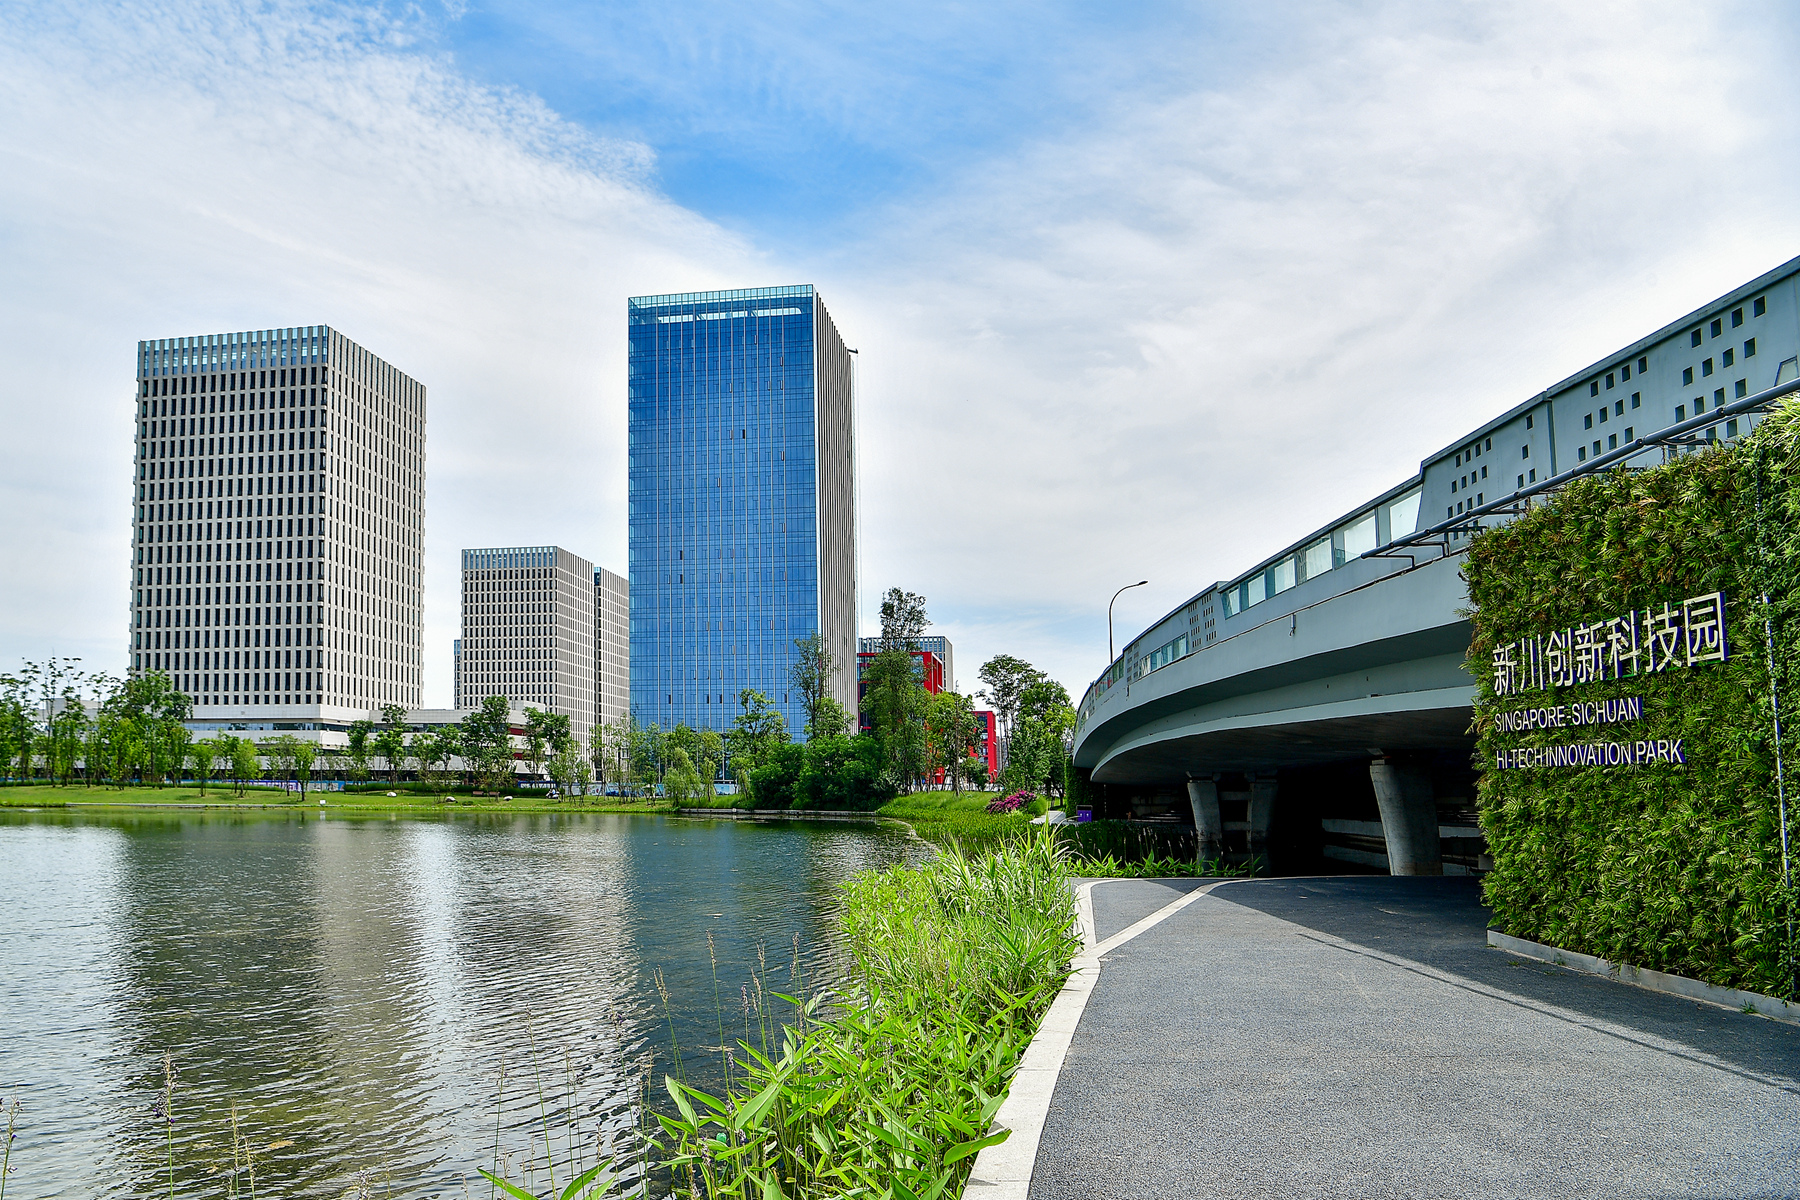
[[1490, 591, 1727, 697], [1487, 592, 1730, 771]]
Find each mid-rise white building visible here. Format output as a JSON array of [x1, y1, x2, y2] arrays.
[[132, 324, 425, 733], [595, 567, 629, 730], [457, 546, 599, 743]]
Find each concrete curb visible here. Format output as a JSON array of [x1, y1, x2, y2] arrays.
[[965, 879, 1228, 1199], [1488, 929, 1800, 1026]]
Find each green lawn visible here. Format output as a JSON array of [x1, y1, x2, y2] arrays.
[[876, 791, 1044, 848]]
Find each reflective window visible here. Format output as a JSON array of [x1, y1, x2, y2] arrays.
[[1302, 538, 1331, 581], [1272, 558, 1296, 595], [1338, 512, 1377, 560], [1141, 633, 1188, 675], [1384, 489, 1422, 539]]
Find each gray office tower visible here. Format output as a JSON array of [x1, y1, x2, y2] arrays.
[[132, 326, 425, 720], [595, 567, 629, 728], [458, 546, 599, 743], [627, 285, 856, 735]]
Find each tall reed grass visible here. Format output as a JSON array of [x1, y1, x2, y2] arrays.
[[652, 831, 1079, 1199]]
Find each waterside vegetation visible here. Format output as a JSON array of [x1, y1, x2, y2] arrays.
[[649, 832, 1080, 1198]]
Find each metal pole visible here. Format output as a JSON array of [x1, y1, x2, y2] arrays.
[[1109, 580, 1149, 662]]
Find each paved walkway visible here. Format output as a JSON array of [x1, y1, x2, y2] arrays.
[[1030, 877, 1800, 1199]]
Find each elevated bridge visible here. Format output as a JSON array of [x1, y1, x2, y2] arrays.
[[1073, 361, 1799, 876]]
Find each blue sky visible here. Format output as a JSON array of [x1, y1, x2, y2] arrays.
[[429, 0, 1232, 246], [3, 0, 1799, 704]]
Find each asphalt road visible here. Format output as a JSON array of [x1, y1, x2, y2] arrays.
[[1030, 876, 1800, 1200]]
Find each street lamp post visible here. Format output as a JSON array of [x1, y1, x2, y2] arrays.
[[1108, 580, 1149, 663]]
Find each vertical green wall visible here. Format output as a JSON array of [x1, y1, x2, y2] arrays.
[[1466, 402, 1800, 996]]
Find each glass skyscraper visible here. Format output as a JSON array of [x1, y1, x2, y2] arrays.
[[627, 285, 856, 736]]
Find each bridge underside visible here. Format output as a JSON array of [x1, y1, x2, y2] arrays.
[[1090, 696, 1474, 782]]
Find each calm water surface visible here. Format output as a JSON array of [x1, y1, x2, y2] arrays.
[[0, 809, 926, 1198]]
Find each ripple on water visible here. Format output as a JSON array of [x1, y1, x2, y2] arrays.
[[0, 809, 926, 1198]]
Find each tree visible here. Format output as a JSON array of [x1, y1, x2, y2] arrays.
[[977, 654, 1047, 778], [231, 736, 262, 795], [548, 741, 588, 797], [412, 729, 460, 791], [264, 735, 299, 793], [189, 738, 218, 796], [746, 742, 806, 810], [789, 632, 842, 742], [661, 745, 712, 804], [594, 716, 633, 794], [1002, 679, 1076, 798], [406, 730, 437, 790], [795, 735, 892, 811], [345, 720, 374, 782], [877, 588, 928, 653], [460, 696, 515, 791], [47, 691, 89, 786], [375, 703, 409, 785], [161, 722, 192, 789], [628, 720, 665, 793], [435, 725, 464, 787], [522, 708, 571, 781], [810, 696, 853, 740], [665, 724, 723, 793], [294, 739, 317, 801], [864, 649, 928, 791], [863, 589, 932, 791], [0, 669, 32, 782], [725, 690, 789, 787], [925, 690, 981, 794]]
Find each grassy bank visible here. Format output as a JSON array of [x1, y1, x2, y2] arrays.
[[648, 832, 1080, 1198], [875, 791, 1042, 849]]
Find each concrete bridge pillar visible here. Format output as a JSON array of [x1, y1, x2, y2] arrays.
[[1248, 774, 1278, 865], [1369, 758, 1442, 876], [1186, 777, 1223, 865]]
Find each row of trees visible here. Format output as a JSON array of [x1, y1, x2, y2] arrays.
[[0, 664, 535, 796], [702, 586, 1079, 808], [3, 599, 1082, 802], [2, 660, 203, 790]]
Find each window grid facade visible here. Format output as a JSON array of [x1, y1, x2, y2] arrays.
[[626, 285, 856, 735], [595, 568, 630, 730], [458, 546, 598, 743], [131, 325, 425, 720]]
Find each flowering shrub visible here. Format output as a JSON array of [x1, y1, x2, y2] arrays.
[[987, 790, 1036, 814]]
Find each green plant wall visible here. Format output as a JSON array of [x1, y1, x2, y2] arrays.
[[1465, 400, 1800, 998]]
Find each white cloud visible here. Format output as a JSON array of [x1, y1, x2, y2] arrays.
[[835, 0, 1800, 698], [0, 0, 759, 698]]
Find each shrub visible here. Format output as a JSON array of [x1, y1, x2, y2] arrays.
[[987, 789, 1035, 814], [745, 742, 805, 810]]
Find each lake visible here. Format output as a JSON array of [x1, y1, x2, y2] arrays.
[[0, 809, 927, 1198]]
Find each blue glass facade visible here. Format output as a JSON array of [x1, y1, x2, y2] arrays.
[[627, 285, 856, 736]]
